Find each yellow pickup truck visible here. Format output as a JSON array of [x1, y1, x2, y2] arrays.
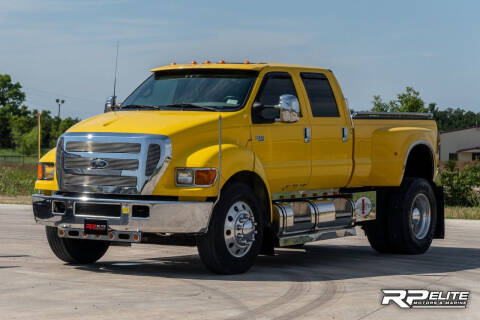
[[32, 62, 444, 274]]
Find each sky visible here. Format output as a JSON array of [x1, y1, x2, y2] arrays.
[[0, 0, 479, 119]]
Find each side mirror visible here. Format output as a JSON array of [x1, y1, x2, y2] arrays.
[[104, 96, 117, 113], [277, 94, 300, 123], [252, 102, 280, 124]]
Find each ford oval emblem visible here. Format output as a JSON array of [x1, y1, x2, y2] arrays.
[[91, 158, 108, 169]]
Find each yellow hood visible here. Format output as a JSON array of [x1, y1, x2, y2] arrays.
[[67, 110, 231, 136]]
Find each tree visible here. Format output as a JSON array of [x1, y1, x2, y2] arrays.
[[0, 74, 27, 116], [371, 86, 427, 113], [0, 74, 27, 148]]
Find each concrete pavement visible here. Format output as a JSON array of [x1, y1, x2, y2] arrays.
[[0, 204, 479, 319]]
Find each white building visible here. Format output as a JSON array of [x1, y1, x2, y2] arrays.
[[440, 127, 480, 162]]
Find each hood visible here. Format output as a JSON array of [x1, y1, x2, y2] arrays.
[[67, 110, 234, 136]]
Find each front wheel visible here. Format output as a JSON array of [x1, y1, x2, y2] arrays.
[[46, 226, 110, 264], [197, 182, 264, 274]]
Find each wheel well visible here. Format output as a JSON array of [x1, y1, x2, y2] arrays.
[[222, 171, 271, 225], [403, 144, 434, 182]]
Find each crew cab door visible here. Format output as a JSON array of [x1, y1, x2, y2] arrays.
[[251, 71, 311, 192], [298, 72, 353, 188]]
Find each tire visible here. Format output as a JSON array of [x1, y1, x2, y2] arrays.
[[45, 226, 110, 264], [387, 178, 437, 254], [197, 182, 264, 274], [364, 190, 395, 253]]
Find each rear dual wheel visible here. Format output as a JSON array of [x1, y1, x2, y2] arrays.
[[364, 178, 437, 254]]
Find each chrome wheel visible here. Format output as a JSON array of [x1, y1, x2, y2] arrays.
[[410, 193, 431, 240], [224, 201, 257, 258]]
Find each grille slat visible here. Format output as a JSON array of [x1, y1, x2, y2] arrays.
[[66, 141, 141, 153], [64, 158, 139, 170], [146, 144, 161, 176], [63, 174, 137, 187]]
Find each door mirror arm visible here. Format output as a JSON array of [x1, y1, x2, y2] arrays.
[[252, 102, 280, 124]]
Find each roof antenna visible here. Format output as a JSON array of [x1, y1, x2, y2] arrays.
[[113, 40, 119, 99], [105, 41, 119, 112]]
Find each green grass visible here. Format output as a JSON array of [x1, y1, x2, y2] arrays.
[[445, 206, 480, 220], [0, 162, 37, 196]]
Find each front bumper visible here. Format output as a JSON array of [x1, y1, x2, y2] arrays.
[[32, 194, 214, 234]]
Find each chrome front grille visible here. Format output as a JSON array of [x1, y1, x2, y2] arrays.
[[57, 132, 172, 195]]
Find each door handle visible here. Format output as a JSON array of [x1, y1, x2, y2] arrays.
[[342, 127, 348, 142], [304, 127, 311, 143]]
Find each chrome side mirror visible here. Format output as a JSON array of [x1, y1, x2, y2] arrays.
[[277, 94, 300, 123], [104, 96, 117, 113]]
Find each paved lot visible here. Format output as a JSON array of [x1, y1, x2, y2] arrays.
[[0, 204, 479, 319]]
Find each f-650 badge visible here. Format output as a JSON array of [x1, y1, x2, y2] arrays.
[[255, 135, 264, 142]]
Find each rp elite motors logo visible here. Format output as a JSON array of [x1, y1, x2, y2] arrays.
[[382, 290, 469, 309]]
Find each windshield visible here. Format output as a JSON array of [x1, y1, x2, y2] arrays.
[[122, 69, 258, 111]]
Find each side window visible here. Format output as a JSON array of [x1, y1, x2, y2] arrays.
[[256, 72, 299, 111], [301, 73, 339, 117]]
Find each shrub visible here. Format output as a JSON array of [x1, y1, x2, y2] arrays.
[[437, 161, 480, 206]]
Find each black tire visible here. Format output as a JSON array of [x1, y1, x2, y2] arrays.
[[387, 178, 437, 254], [364, 190, 396, 253], [45, 226, 110, 264], [197, 182, 264, 274]]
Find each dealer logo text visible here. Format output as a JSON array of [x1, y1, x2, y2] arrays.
[[382, 289, 469, 309]]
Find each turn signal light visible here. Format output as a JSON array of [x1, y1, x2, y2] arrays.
[[195, 169, 217, 185], [191, 61, 197, 64], [37, 164, 43, 179], [218, 60, 225, 64], [204, 60, 211, 64]]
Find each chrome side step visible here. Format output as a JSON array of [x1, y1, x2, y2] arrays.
[[278, 227, 356, 247]]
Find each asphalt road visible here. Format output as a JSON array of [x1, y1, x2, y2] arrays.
[[0, 204, 479, 320]]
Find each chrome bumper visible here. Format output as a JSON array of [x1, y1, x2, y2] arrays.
[[32, 194, 214, 234]]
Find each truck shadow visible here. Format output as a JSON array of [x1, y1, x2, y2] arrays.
[[74, 244, 480, 282]]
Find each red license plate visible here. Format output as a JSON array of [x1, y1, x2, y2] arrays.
[[84, 219, 108, 235]]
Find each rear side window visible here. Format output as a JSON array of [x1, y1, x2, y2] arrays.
[[256, 72, 298, 107], [301, 73, 339, 117]]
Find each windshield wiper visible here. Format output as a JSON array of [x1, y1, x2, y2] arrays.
[[163, 103, 217, 112], [121, 104, 162, 110]]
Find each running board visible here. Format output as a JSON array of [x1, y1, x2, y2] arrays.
[[278, 227, 356, 247]]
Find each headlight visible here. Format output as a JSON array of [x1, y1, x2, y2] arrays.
[[37, 163, 55, 180], [175, 168, 217, 187]]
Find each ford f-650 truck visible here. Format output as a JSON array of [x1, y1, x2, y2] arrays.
[[32, 62, 444, 274]]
